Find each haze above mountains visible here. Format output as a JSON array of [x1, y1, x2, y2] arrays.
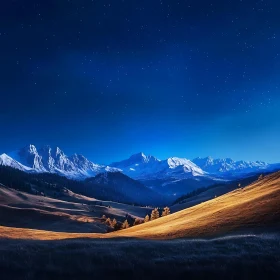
[[1, 144, 279, 182]]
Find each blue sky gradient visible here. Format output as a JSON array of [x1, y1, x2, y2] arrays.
[[0, 0, 280, 163]]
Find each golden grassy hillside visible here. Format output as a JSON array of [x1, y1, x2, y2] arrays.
[[113, 171, 280, 239], [0, 171, 279, 240]]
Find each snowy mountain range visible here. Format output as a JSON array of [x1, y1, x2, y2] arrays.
[[0, 145, 119, 179], [110, 152, 205, 179], [192, 157, 273, 178], [111, 152, 280, 180], [0, 145, 279, 181]]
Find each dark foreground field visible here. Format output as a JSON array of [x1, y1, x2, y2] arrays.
[[1, 233, 280, 280]]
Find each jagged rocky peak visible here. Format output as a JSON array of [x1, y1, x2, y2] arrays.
[[2, 146, 279, 181], [129, 152, 159, 163], [38, 146, 69, 171], [16, 144, 45, 170], [4, 144, 107, 178], [192, 156, 214, 166], [54, 146, 65, 156], [19, 144, 38, 155]]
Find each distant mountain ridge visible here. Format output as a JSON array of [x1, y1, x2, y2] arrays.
[[85, 171, 167, 205], [1, 145, 119, 179], [111, 153, 205, 179], [111, 152, 279, 180], [0, 145, 279, 181], [192, 156, 270, 178]]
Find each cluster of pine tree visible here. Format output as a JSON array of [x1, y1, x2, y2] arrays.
[[101, 215, 119, 231], [101, 215, 144, 232], [101, 206, 171, 231], [105, 217, 118, 228], [144, 207, 171, 223]]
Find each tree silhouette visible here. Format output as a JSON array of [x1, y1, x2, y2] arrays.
[[151, 208, 160, 220], [161, 206, 171, 217], [121, 219, 130, 229], [105, 218, 112, 226], [111, 218, 117, 228], [144, 215, 150, 223]]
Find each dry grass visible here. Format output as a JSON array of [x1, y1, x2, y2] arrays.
[[0, 225, 103, 240], [0, 171, 280, 240], [113, 171, 280, 239], [1, 234, 280, 280]]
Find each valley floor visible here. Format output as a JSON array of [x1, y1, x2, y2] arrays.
[[0, 233, 279, 280]]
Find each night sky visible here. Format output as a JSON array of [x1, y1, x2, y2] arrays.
[[1, 0, 280, 164]]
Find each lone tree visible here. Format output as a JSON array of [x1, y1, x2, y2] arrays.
[[161, 206, 171, 217], [151, 208, 160, 220], [122, 219, 130, 229], [144, 215, 150, 223], [105, 218, 112, 226], [111, 218, 117, 228]]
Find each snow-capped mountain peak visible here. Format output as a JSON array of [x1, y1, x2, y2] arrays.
[[110, 154, 205, 179], [0, 153, 33, 172], [110, 152, 160, 170], [163, 157, 205, 177], [15, 144, 46, 171], [192, 156, 269, 176], [25, 144, 37, 153], [167, 157, 195, 168], [4, 145, 108, 179], [128, 152, 160, 163], [1, 146, 279, 181]]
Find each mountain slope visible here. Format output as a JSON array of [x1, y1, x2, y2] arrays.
[[171, 173, 265, 212], [0, 164, 163, 206], [1, 171, 279, 240], [0, 154, 33, 172], [0, 182, 153, 233], [85, 171, 168, 206], [112, 171, 280, 239]]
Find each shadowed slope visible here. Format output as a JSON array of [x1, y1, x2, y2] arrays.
[[0, 172, 279, 240], [0, 185, 152, 234]]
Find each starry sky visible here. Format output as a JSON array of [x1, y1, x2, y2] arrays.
[[0, 0, 280, 164]]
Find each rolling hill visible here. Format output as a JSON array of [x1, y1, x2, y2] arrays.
[[0, 184, 152, 234], [171, 173, 265, 212], [0, 165, 163, 206], [0, 171, 279, 240], [113, 171, 280, 239]]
